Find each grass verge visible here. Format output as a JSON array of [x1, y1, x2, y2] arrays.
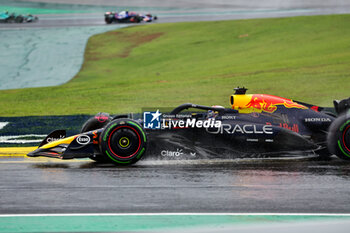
[[1, 14, 349, 116]]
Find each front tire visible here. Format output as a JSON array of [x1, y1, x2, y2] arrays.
[[105, 16, 113, 24], [327, 112, 350, 160], [99, 119, 147, 165], [15, 15, 23, 23]]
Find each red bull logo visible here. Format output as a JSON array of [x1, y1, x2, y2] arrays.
[[245, 94, 308, 113]]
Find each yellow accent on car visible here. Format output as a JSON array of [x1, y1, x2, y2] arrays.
[[230, 94, 260, 113], [40, 135, 77, 149]]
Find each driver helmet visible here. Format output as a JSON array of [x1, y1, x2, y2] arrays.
[[208, 105, 224, 119]]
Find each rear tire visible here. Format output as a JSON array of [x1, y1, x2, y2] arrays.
[[327, 112, 350, 160], [99, 119, 147, 165], [131, 16, 141, 23]]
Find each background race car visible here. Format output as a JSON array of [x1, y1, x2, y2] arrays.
[[0, 11, 38, 23], [104, 10, 157, 24], [24, 14, 38, 23]]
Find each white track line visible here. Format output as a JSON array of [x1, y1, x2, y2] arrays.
[[0, 122, 8, 130], [0, 134, 46, 144]]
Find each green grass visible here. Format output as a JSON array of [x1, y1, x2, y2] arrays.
[[1, 14, 350, 116]]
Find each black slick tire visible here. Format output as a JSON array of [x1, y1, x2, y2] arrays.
[[99, 119, 147, 165], [327, 111, 350, 160]]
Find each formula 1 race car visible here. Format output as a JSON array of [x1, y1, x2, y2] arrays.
[[28, 88, 350, 165], [104, 10, 157, 24], [0, 11, 23, 23], [23, 14, 38, 23], [0, 11, 38, 23]]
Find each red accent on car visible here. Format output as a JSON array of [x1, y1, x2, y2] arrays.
[[95, 115, 109, 123], [279, 123, 299, 133], [93, 131, 99, 144], [343, 125, 350, 153], [310, 106, 319, 112], [107, 126, 141, 159], [245, 94, 308, 113]]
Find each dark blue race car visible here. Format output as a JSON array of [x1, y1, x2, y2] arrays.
[[28, 87, 350, 165]]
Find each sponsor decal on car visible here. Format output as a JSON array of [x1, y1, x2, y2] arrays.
[[235, 94, 308, 113], [161, 149, 183, 157], [304, 118, 332, 122], [279, 123, 299, 133], [46, 135, 65, 143], [221, 116, 236, 120], [76, 135, 91, 145], [95, 115, 109, 123], [206, 123, 273, 135]]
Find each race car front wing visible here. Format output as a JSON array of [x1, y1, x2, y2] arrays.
[[27, 130, 96, 159]]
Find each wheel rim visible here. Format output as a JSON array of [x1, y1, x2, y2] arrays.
[[342, 125, 350, 152], [119, 137, 130, 148], [108, 126, 141, 159]]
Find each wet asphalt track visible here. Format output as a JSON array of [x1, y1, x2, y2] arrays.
[[1, 157, 350, 214], [1, 8, 350, 30]]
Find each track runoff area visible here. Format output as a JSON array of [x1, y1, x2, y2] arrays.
[[2, 1, 350, 233], [1, 213, 350, 233]]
